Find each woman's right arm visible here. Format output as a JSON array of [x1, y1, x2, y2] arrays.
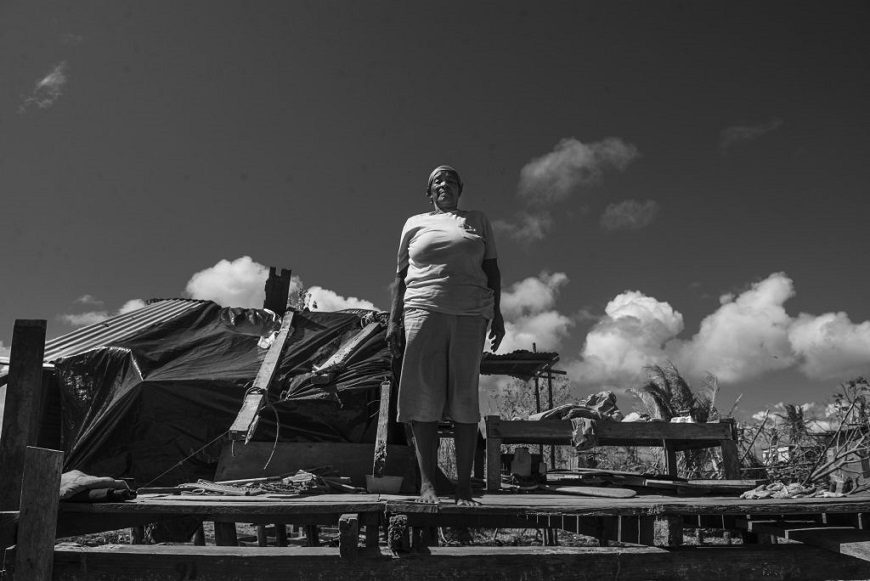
[[387, 267, 408, 358]]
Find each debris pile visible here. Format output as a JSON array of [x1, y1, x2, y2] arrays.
[[740, 481, 845, 499]]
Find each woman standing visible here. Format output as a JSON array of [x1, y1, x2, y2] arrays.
[[387, 165, 505, 506]]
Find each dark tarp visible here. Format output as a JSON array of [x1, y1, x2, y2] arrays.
[[54, 302, 392, 486]]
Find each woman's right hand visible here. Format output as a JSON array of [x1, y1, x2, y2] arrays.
[[386, 321, 404, 359]]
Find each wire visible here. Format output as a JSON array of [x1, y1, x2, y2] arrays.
[[139, 428, 232, 489]]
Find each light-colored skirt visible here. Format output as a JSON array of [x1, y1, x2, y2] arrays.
[[397, 308, 488, 424]]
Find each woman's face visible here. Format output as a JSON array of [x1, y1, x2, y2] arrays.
[[429, 171, 461, 211]]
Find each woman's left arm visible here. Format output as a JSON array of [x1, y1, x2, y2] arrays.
[[482, 258, 505, 352]]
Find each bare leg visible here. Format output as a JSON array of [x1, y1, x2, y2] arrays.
[[410, 421, 439, 504], [454, 422, 481, 506]]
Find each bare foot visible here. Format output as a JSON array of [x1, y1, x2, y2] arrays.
[[454, 484, 480, 507], [416, 481, 439, 504]]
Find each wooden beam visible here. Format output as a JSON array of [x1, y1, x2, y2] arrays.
[[485, 415, 503, 492], [372, 378, 391, 478], [228, 311, 295, 442], [338, 513, 359, 558], [14, 446, 64, 581], [312, 321, 384, 379], [747, 520, 870, 562], [1, 510, 18, 549], [48, 544, 870, 581], [213, 522, 238, 546], [263, 267, 292, 317], [0, 320, 47, 511]]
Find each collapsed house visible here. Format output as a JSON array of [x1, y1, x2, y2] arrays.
[[0, 279, 559, 490]]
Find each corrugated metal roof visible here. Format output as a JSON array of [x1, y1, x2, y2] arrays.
[[41, 298, 209, 362]]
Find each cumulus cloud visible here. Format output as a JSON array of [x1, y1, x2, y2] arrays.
[[720, 118, 783, 150], [59, 297, 148, 328], [678, 274, 796, 382], [569, 291, 684, 385], [600, 199, 660, 231], [0, 341, 9, 358], [497, 272, 573, 353], [567, 272, 870, 389], [185, 256, 272, 307], [518, 137, 640, 205], [75, 294, 103, 306], [19, 61, 69, 113], [789, 312, 870, 380], [306, 287, 379, 312], [493, 211, 553, 243]]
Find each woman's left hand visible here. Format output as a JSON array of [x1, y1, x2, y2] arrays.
[[489, 312, 505, 352]]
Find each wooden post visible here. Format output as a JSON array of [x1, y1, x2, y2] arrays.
[[663, 439, 678, 478], [263, 267, 293, 317], [213, 522, 238, 546], [256, 525, 268, 547], [388, 515, 410, 553], [304, 525, 319, 547], [363, 512, 380, 549], [485, 416, 502, 492], [14, 446, 63, 581], [0, 320, 47, 511], [339, 514, 359, 559], [274, 523, 288, 547], [640, 515, 683, 547]]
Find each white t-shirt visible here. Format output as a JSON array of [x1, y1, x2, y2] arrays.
[[396, 209, 497, 319]]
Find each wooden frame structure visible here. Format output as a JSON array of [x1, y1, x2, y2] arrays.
[[485, 416, 742, 491], [7, 317, 870, 579]]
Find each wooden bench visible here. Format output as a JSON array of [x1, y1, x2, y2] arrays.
[[485, 415, 741, 491]]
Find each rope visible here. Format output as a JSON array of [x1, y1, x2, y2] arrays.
[[140, 428, 232, 489]]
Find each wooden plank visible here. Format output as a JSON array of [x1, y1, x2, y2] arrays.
[[485, 416, 503, 492], [0, 320, 47, 511], [663, 439, 678, 478], [372, 378, 391, 478], [213, 442, 416, 494], [228, 311, 295, 442], [749, 521, 870, 561], [720, 439, 741, 479], [305, 524, 319, 547], [339, 514, 359, 558], [256, 525, 268, 546], [541, 485, 637, 499], [312, 322, 383, 376], [362, 511, 380, 549], [14, 446, 64, 581], [48, 544, 870, 581], [490, 419, 734, 445]]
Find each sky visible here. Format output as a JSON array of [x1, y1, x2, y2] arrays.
[[2, 1, 869, 422]]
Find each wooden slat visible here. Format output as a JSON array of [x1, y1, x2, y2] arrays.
[[372, 378, 391, 478], [312, 321, 383, 376], [747, 521, 870, 562], [0, 320, 47, 511], [213, 522, 238, 546], [338, 513, 359, 558], [489, 419, 735, 444], [48, 544, 870, 581], [228, 311, 295, 442], [14, 446, 64, 581]]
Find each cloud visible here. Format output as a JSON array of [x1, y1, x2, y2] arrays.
[[306, 287, 379, 312], [60, 311, 110, 326], [569, 291, 684, 385], [497, 272, 573, 353], [185, 256, 272, 307], [59, 297, 148, 328], [493, 211, 553, 243], [600, 199, 660, 231], [678, 273, 796, 382], [19, 61, 69, 113], [119, 299, 147, 314], [789, 312, 870, 380], [720, 118, 783, 150], [75, 294, 104, 306], [566, 272, 870, 388], [518, 137, 640, 205], [0, 341, 9, 358]]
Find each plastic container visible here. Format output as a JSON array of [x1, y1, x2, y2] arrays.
[[365, 475, 404, 494]]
